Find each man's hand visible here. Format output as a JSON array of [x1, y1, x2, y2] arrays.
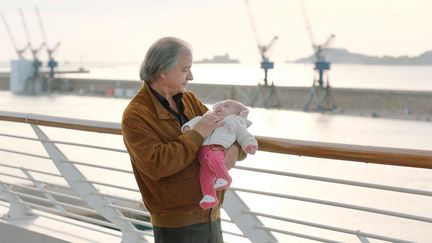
[[193, 112, 224, 138], [224, 144, 239, 170]]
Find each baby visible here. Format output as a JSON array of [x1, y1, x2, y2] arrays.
[[181, 99, 258, 209]]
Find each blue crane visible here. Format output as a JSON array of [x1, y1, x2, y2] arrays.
[[19, 8, 44, 79], [244, 0, 278, 86], [299, 0, 337, 111], [35, 7, 60, 78]]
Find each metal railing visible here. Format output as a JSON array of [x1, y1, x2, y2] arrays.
[[0, 111, 431, 243]]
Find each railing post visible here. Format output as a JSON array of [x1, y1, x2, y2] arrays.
[[223, 190, 277, 243], [0, 179, 34, 219], [31, 124, 148, 243]]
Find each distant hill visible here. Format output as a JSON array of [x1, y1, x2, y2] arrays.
[[195, 54, 240, 64], [291, 48, 432, 65]]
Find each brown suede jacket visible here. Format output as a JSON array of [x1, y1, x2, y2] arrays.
[[121, 83, 245, 228]]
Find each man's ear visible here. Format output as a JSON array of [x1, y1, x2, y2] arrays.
[[239, 109, 249, 118], [160, 72, 167, 79]]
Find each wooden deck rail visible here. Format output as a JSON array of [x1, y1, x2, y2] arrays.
[[1, 111, 432, 169]]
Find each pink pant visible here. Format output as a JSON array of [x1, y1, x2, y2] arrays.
[[197, 145, 232, 199]]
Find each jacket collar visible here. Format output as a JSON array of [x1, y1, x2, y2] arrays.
[[141, 82, 173, 120]]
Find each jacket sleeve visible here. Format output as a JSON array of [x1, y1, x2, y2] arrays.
[[122, 109, 204, 181]]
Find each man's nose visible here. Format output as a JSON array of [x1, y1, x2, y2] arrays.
[[187, 70, 193, 81]]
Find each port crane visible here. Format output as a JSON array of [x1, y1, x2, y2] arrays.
[[299, 0, 336, 111], [2, 8, 88, 94], [244, 0, 280, 107], [35, 7, 60, 78], [19, 8, 47, 93], [244, 0, 278, 86]]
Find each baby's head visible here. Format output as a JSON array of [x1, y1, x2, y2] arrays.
[[212, 99, 247, 117]]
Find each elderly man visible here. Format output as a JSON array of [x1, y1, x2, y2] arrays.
[[121, 37, 246, 243]]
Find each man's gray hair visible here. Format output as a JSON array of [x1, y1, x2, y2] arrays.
[[139, 37, 192, 83]]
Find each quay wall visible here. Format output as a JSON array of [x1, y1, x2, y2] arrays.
[[1, 77, 431, 121], [0, 74, 9, 90], [187, 83, 432, 120]]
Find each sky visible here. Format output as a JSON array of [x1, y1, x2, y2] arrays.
[[1, 0, 431, 64]]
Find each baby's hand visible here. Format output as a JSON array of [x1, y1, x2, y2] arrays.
[[245, 144, 257, 154]]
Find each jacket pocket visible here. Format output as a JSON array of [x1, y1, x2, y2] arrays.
[[161, 162, 202, 206], [161, 176, 202, 206]]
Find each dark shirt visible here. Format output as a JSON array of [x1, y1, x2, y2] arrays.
[[148, 85, 189, 126]]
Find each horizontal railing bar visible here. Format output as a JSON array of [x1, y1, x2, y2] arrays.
[[92, 192, 144, 205], [46, 200, 97, 215], [40, 139, 127, 153], [0, 175, 68, 191], [250, 210, 364, 236], [126, 227, 154, 236], [220, 218, 233, 223], [116, 215, 153, 228], [0, 172, 31, 181], [258, 136, 432, 169], [12, 190, 98, 214], [258, 225, 344, 243], [12, 183, 82, 201], [11, 190, 97, 215], [123, 214, 198, 238], [107, 219, 152, 236], [18, 180, 71, 194], [249, 210, 415, 243], [5, 174, 140, 211], [61, 211, 117, 229], [221, 230, 246, 238], [39, 190, 82, 202], [61, 159, 133, 174], [31, 181, 69, 190], [25, 201, 117, 229], [231, 187, 432, 223], [218, 217, 262, 239], [0, 163, 62, 178], [38, 213, 122, 238], [1, 111, 432, 169], [0, 148, 50, 160], [0, 133, 39, 141], [0, 132, 127, 153], [0, 111, 121, 134], [235, 165, 432, 197], [12, 190, 55, 204], [81, 179, 140, 193], [109, 204, 150, 217]]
